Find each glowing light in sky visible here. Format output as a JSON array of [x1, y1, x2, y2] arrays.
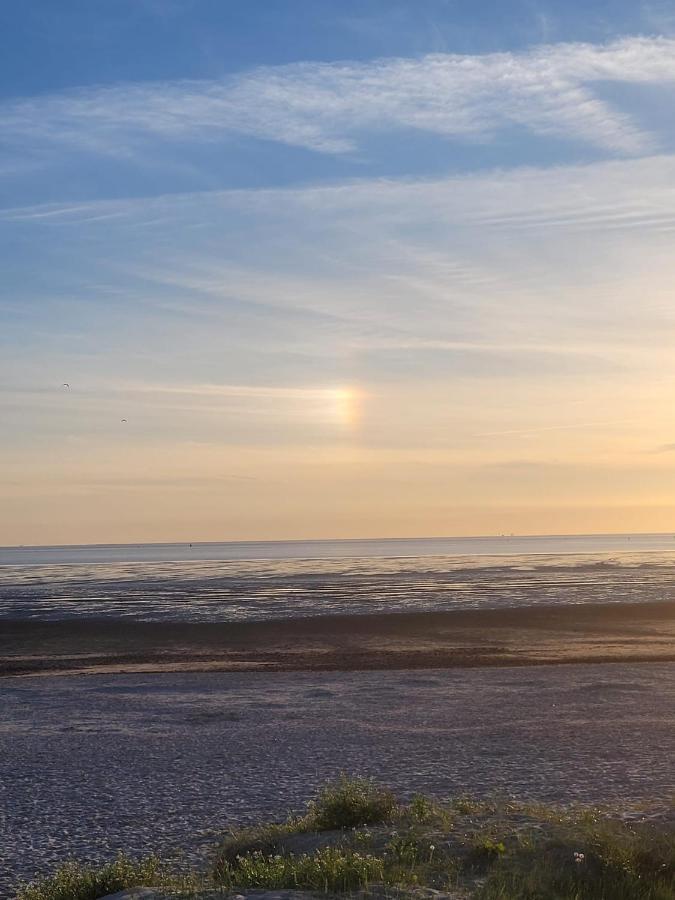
[[118, 382, 364, 431], [329, 387, 362, 430]]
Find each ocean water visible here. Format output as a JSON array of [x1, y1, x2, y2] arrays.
[[2, 533, 675, 622]]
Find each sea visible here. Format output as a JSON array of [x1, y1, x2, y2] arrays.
[[2, 532, 675, 622]]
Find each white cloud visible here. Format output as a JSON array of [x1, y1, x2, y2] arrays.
[[3, 153, 675, 390], [2, 37, 675, 160], [4, 152, 675, 231], [125, 382, 352, 402]]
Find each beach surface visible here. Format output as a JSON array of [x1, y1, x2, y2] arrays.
[[2, 600, 674, 677], [1, 662, 673, 894]]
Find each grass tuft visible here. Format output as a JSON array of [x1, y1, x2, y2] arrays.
[[216, 846, 387, 892], [15, 854, 172, 900], [307, 774, 399, 830]]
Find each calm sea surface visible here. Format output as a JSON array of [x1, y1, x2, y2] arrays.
[[2, 533, 675, 622]]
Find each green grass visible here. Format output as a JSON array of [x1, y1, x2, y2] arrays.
[[474, 805, 675, 899], [476, 842, 675, 900], [307, 773, 400, 830], [15, 778, 675, 900], [215, 846, 388, 892], [14, 854, 176, 900]]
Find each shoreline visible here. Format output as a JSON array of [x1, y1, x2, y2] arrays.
[[2, 599, 673, 677]]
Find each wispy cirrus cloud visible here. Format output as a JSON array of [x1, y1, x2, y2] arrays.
[[2, 36, 675, 164], [3, 152, 675, 231], [3, 154, 675, 348], [3, 152, 675, 469]]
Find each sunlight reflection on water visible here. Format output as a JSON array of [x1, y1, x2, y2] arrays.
[[2, 542, 675, 621]]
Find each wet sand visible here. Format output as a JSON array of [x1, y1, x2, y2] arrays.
[[2, 600, 673, 676]]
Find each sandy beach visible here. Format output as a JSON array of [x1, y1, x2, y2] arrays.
[[2, 662, 673, 895], [2, 600, 673, 677]]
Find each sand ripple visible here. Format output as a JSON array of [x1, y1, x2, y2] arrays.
[[1, 663, 673, 895]]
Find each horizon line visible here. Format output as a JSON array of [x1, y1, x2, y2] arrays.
[[3, 529, 675, 553]]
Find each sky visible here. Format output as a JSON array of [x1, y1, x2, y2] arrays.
[[2, 1, 675, 545]]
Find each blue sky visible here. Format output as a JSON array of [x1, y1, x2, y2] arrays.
[[3, 0, 675, 201], [5, 1, 673, 93], [3, 1, 675, 543]]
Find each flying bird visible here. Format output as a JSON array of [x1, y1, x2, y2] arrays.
[[121, 418, 128, 423], [62, 383, 70, 390]]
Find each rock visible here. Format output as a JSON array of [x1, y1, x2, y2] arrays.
[[97, 890, 161, 900], [97, 891, 324, 900], [229, 893, 330, 900], [95, 888, 472, 900]]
